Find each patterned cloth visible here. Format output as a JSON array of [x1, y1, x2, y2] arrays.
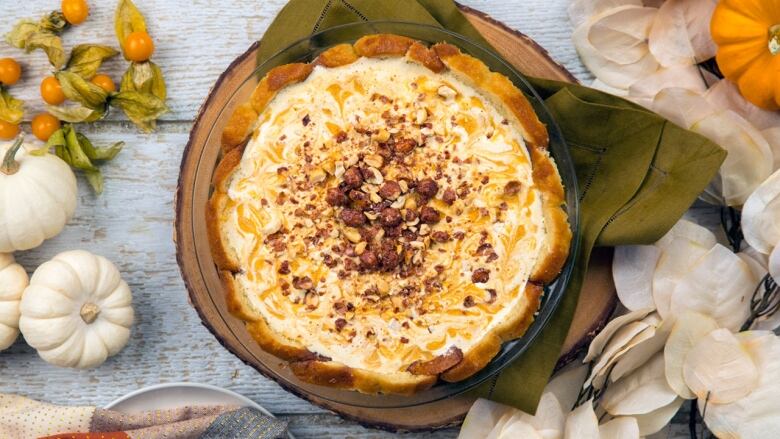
[[0, 393, 288, 439]]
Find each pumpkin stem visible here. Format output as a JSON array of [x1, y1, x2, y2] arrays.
[[0, 134, 24, 176], [771, 25, 780, 56], [80, 302, 101, 324]]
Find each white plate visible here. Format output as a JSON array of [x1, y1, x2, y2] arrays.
[[105, 382, 294, 438]]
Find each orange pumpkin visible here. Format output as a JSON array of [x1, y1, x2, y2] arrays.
[[711, 0, 780, 110]]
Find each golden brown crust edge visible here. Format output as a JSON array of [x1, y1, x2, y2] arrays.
[[441, 283, 543, 382], [207, 33, 571, 394], [290, 360, 438, 395]]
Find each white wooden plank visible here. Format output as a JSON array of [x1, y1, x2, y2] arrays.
[[0, 0, 591, 122], [0, 0, 694, 436]]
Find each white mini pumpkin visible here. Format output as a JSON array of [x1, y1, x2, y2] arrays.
[[0, 136, 78, 253], [0, 253, 28, 350], [19, 250, 134, 368]]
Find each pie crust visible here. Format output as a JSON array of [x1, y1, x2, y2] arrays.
[[207, 34, 571, 395]]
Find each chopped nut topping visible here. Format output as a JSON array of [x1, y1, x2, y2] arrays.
[[393, 138, 417, 155], [504, 180, 522, 195], [293, 275, 314, 290], [359, 250, 379, 269], [354, 241, 367, 255], [304, 291, 319, 309], [463, 295, 476, 307], [378, 180, 402, 200], [363, 154, 384, 169], [335, 318, 347, 331], [471, 268, 490, 284], [340, 209, 366, 227], [278, 260, 291, 275], [343, 227, 363, 243], [373, 128, 390, 142], [380, 207, 403, 227], [416, 178, 439, 199], [364, 167, 384, 185], [343, 166, 363, 188], [310, 167, 326, 184], [442, 187, 457, 205], [419, 206, 441, 224], [437, 85, 457, 100], [431, 231, 450, 243], [376, 278, 390, 295]]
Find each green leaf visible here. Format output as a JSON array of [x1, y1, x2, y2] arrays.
[[46, 127, 66, 148], [84, 169, 104, 195], [0, 89, 24, 125], [110, 90, 168, 132], [115, 0, 147, 53], [39, 11, 69, 33], [63, 124, 97, 172], [55, 71, 109, 110], [121, 61, 166, 101], [66, 44, 119, 79], [76, 133, 123, 161], [46, 103, 105, 123]]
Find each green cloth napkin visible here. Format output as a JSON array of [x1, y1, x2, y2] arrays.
[[255, 0, 726, 414]]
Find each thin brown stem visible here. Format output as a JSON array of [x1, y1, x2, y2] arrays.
[[0, 134, 24, 175]]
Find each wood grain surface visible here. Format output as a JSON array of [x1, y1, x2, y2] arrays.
[[0, 0, 712, 437]]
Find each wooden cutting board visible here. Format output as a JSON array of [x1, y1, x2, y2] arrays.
[[176, 4, 617, 432]]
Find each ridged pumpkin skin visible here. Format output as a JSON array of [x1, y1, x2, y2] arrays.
[[0, 253, 27, 350], [0, 140, 77, 252], [711, 0, 780, 110]]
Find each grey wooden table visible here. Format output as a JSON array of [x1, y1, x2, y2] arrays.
[[0, 1, 698, 437]]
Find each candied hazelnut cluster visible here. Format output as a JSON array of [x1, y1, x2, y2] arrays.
[[326, 154, 447, 276]]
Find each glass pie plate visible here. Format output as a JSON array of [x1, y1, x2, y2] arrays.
[[175, 21, 579, 409]]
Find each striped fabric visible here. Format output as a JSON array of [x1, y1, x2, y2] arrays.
[[0, 393, 288, 439]]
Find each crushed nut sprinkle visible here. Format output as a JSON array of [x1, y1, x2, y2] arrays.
[[471, 268, 490, 284]]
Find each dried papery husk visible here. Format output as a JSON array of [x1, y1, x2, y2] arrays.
[[613, 245, 660, 311], [590, 7, 655, 65], [742, 169, 780, 254], [485, 411, 517, 439], [770, 244, 780, 284], [544, 365, 589, 415], [652, 219, 717, 318], [459, 398, 515, 439], [651, 87, 715, 130], [572, 6, 659, 89], [584, 308, 654, 362], [590, 78, 629, 97], [705, 80, 780, 131], [663, 311, 719, 399], [599, 416, 640, 439], [589, 323, 657, 390], [568, 0, 642, 27], [753, 248, 780, 329], [498, 419, 542, 439], [693, 110, 774, 206], [737, 252, 769, 283], [601, 353, 678, 416], [627, 65, 708, 105], [647, 0, 717, 67], [632, 397, 685, 436], [683, 328, 759, 404], [609, 316, 673, 382], [563, 400, 600, 439], [703, 331, 780, 437], [669, 244, 755, 331], [516, 392, 565, 438], [762, 128, 780, 171]]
